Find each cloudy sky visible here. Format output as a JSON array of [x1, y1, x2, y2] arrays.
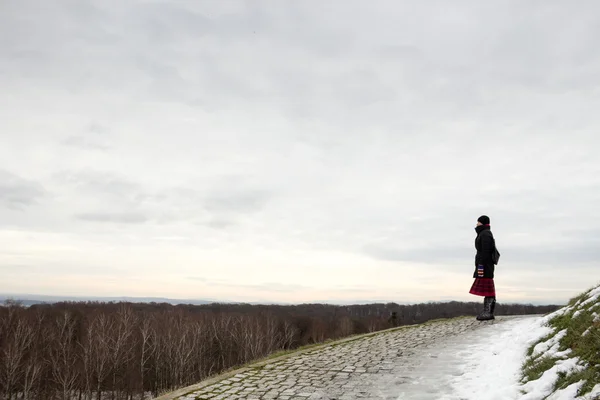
[[1, 1, 599, 305]]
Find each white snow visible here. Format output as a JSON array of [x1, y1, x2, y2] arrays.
[[584, 383, 600, 399], [542, 306, 572, 323], [440, 316, 551, 400], [520, 358, 584, 400], [580, 296, 599, 308], [546, 381, 584, 400], [553, 348, 573, 358], [582, 327, 591, 336], [531, 329, 567, 358], [573, 310, 583, 318], [382, 309, 599, 399], [579, 287, 600, 308]]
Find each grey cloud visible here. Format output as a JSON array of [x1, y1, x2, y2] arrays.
[[76, 212, 147, 224], [375, 45, 422, 61], [363, 244, 472, 264], [54, 170, 144, 201], [61, 122, 112, 150], [203, 189, 271, 214], [230, 282, 311, 294], [0, 171, 45, 209], [2, 0, 600, 303], [185, 278, 310, 293], [157, 173, 274, 221], [0, 262, 124, 276], [246, 282, 310, 293], [560, 228, 600, 241], [332, 285, 382, 294], [62, 135, 111, 151], [363, 240, 600, 266], [89, 122, 109, 135], [156, 181, 271, 211], [54, 171, 271, 228], [207, 219, 236, 230], [130, 3, 213, 43], [198, 185, 273, 229], [501, 244, 600, 265], [151, 183, 271, 227]]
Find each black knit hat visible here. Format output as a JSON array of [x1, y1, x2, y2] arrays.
[[478, 215, 490, 225]]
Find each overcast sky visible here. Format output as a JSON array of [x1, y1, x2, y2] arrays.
[[1, 1, 599, 305]]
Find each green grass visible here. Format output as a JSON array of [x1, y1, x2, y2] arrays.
[[526, 332, 554, 358], [555, 367, 598, 396], [520, 284, 600, 398], [568, 291, 590, 307], [522, 355, 561, 382]]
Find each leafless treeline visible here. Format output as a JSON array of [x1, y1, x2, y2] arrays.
[[0, 299, 560, 399]]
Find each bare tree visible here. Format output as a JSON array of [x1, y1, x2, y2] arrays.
[[190, 319, 208, 382], [0, 298, 560, 399], [49, 311, 79, 400], [80, 315, 97, 400], [281, 320, 297, 349], [21, 311, 46, 400], [173, 321, 195, 387], [337, 316, 353, 338], [109, 305, 136, 400], [235, 316, 256, 363], [209, 315, 232, 372], [367, 317, 380, 333], [263, 314, 282, 355], [311, 318, 327, 343], [1, 315, 34, 400], [90, 313, 113, 400], [139, 318, 155, 400]]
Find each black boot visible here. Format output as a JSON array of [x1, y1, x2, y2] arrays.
[[475, 297, 485, 320], [476, 297, 494, 321], [490, 297, 496, 319]]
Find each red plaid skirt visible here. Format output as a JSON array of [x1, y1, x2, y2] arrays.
[[469, 278, 496, 297]]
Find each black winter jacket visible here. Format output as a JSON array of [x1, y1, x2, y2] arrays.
[[474, 225, 496, 279]]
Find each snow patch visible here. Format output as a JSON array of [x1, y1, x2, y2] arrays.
[[580, 295, 600, 308], [580, 287, 600, 308], [584, 383, 600, 399], [543, 306, 571, 323], [553, 348, 572, 359], [532, 329, 567, 358], [582, 327, 591, 337], [520, 358, 584, 400], [443, 316, 549, 400], [546, 380, 584, 400]]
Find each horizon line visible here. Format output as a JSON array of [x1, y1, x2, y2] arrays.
[[0, 292, 566, 307]]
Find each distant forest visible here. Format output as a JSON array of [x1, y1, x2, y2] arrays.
[[0, 299, 560, 400]]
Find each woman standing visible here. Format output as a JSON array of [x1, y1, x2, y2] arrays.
[[470, 215, 497, 320]]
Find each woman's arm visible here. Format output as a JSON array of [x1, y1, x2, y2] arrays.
[[480, 232, 495, 266]]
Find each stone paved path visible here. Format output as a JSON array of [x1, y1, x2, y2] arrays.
[[157, 316, 523, 400]]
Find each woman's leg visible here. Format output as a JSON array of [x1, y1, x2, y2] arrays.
[[477, 297, 494, 321]]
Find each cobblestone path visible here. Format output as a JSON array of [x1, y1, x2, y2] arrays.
[[156, 316, 525, 400]]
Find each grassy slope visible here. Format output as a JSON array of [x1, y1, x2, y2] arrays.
[[521, 285, 600, 399]]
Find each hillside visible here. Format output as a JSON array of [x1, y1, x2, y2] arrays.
[[519, 285, 600, 399]]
